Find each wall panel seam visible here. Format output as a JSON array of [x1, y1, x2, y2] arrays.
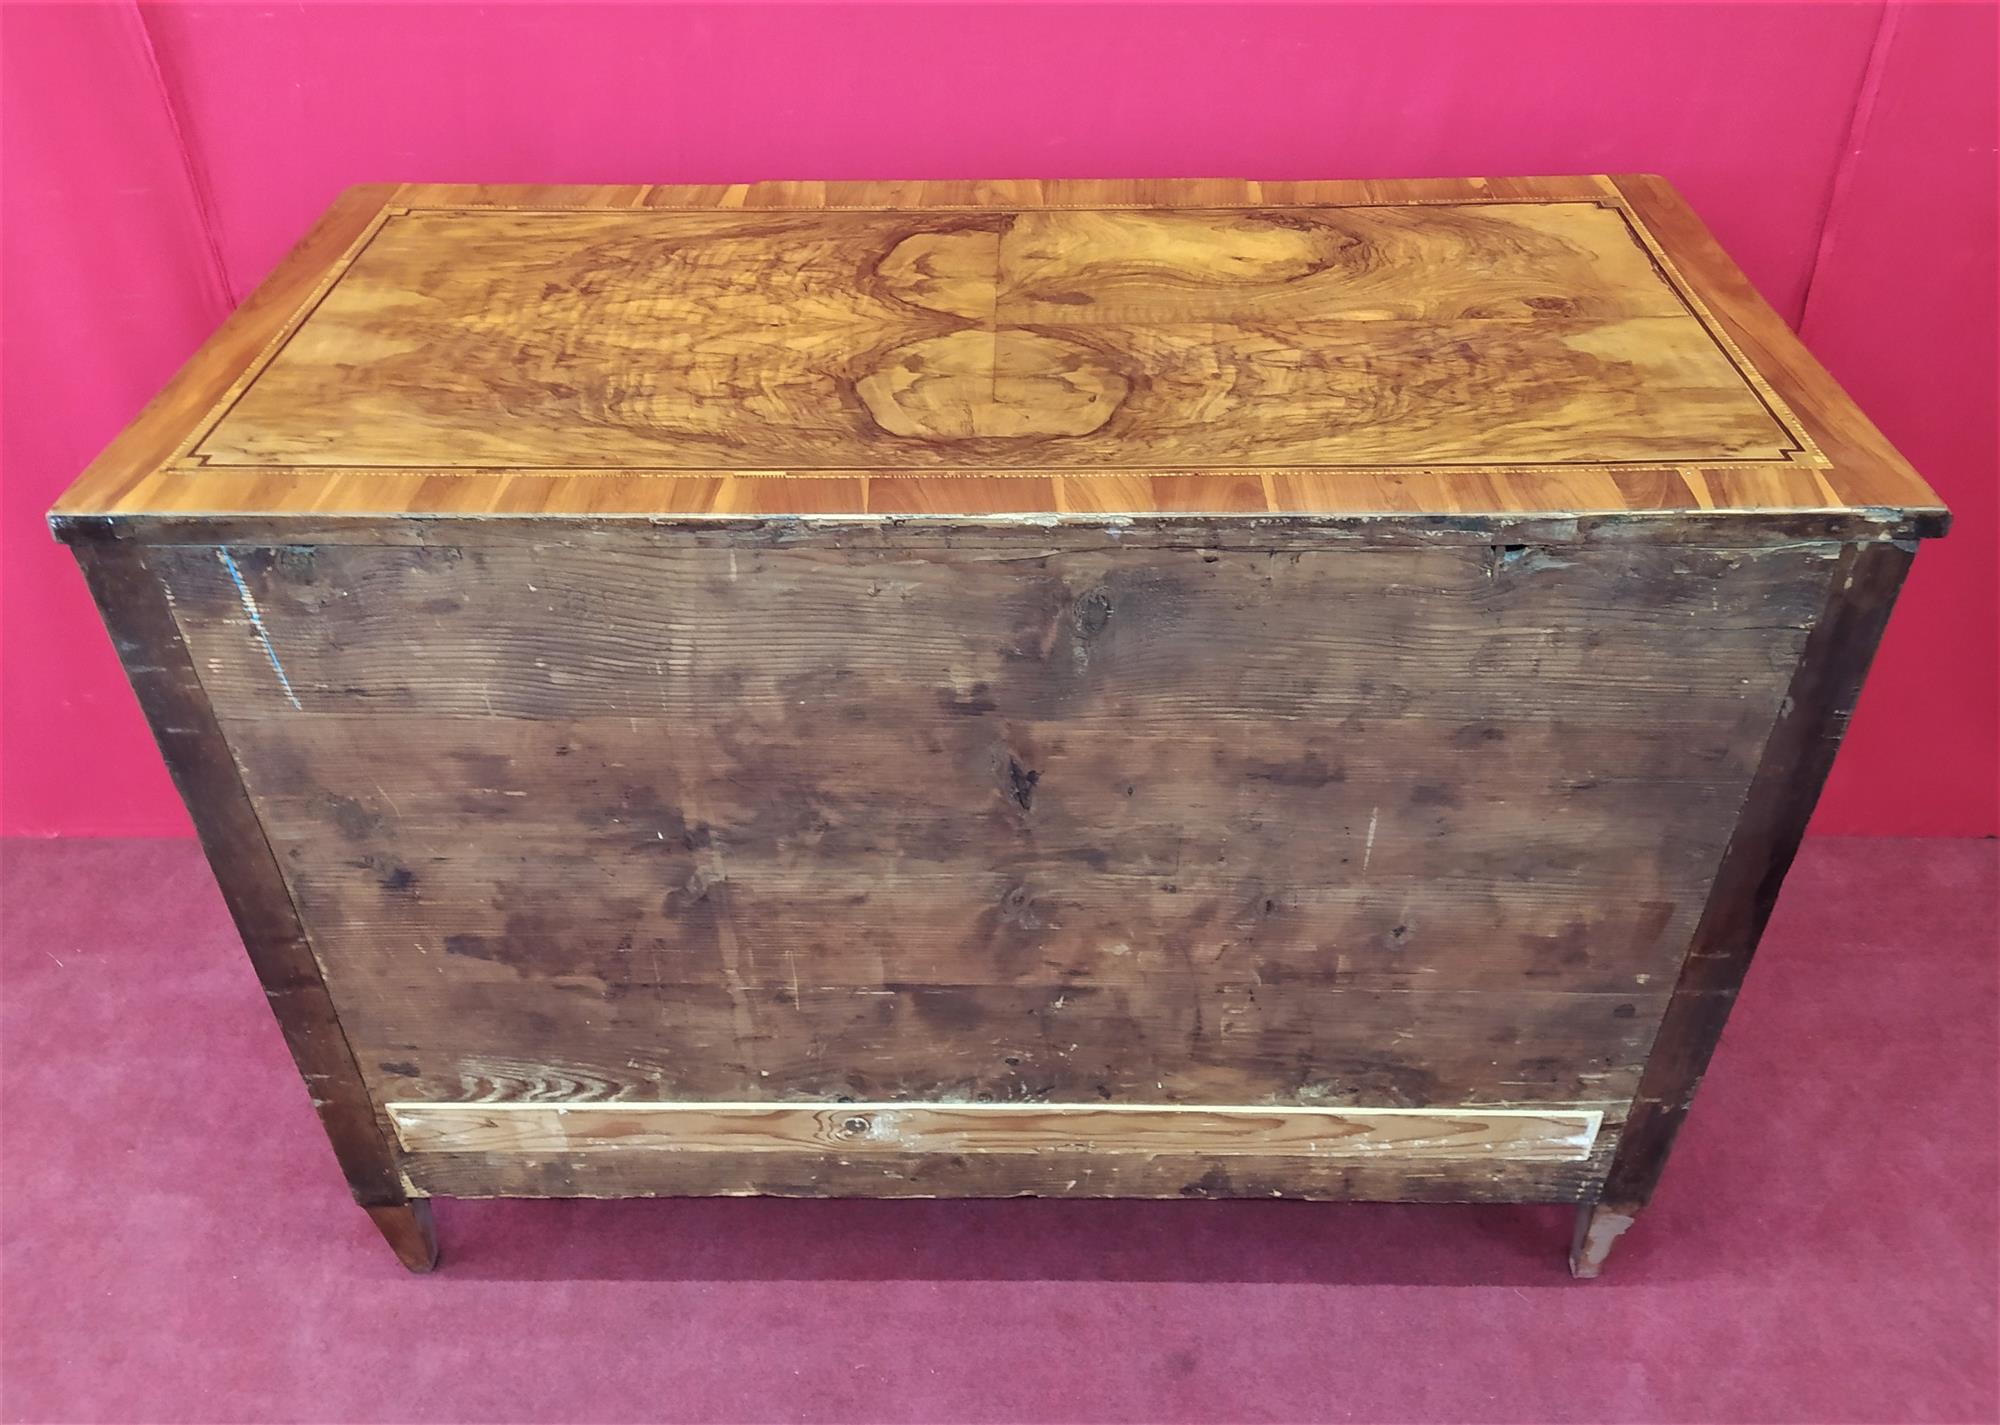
[[1797, 0, 1902, 333], [129, 0, 236, 310]]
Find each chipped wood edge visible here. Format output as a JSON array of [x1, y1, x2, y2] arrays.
[[1569, 1201, 1638, 1279]]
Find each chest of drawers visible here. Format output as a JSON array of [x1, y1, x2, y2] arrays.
[[52, 176, 1946, 1275]]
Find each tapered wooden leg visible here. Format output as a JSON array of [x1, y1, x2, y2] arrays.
[[365, 1199, 439, 1273], [1569, 1199, 1638, 1279]]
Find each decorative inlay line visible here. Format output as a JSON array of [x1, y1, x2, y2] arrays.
[[1610, 202, 1826, 469]]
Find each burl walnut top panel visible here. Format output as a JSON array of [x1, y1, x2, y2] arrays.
[[53, 176, 1944, 537]]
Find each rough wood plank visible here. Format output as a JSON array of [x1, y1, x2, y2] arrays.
[[397, 1144, 1613, 1205], [157, 541, 1830, 722], [387, 1101, 1604, 1161], [140, 538, 1832, 1173], [228, 708, 1756, 1026], [343, 981, 1664, 1112]]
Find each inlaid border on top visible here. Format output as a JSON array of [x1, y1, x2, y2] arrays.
[[163, 192, 1828, 480]]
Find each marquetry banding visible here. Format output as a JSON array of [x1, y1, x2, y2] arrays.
[[387, 1102, 1606, 1163]]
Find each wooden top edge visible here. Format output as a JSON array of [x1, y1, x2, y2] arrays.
[[47, 175, 1950, 533], [376, 175, 1627, 210], [50, 505, 1946, 550], [1606, 173, 1947, 522]]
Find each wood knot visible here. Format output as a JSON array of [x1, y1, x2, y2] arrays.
[[1073, 588, 1113, 638], [1005, 757, 1040, 812]]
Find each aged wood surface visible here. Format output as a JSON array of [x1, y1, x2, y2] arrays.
[[1578, 539, 1917, 1271], [69, 542, 409, 1210], [363, 1199, 439, 1274], [1568, 1200, 1637, 1279], [389, 1102, 1603, 1160], [51, 176, 1945, 538], [142, 535, 1840, 1208], [401, 1146, 1613, 1205]]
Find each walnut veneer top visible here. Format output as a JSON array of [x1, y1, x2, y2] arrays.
[[52, 176, 1946, 539]]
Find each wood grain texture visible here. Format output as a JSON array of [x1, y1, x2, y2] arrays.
[[49, 175, 1944, 1266], [182, 204, 1794, 471], [1594, 540, 1916, 1222], [69, 542, 408, 1210], [387, 1102, 1604, 1161], [49, 177, 1947, 540], [363, 1199, 439, 1274], [398, 1144, 1614, 1205], [140, 534, 1839, 1212]]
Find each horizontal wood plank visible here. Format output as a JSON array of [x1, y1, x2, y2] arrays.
[[352, 981, 1664, 1109], [397, 1142, 1616, 1205], [388, 1100, 1604, 1161], [159, 541, 1830, 722]]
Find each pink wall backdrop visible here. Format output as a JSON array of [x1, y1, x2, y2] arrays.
[[3, 2, 1994, 837]]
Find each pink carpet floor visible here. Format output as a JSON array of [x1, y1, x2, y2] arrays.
[[1, 836, 1994, 1423]]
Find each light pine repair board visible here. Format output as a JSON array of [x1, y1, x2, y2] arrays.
[[54, 177, 1946, 1275]]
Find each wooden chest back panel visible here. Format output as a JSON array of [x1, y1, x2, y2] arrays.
[[158, 537, 1830, 1174]]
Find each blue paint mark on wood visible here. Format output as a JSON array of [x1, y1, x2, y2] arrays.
[[217, 549, 303, 711]]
